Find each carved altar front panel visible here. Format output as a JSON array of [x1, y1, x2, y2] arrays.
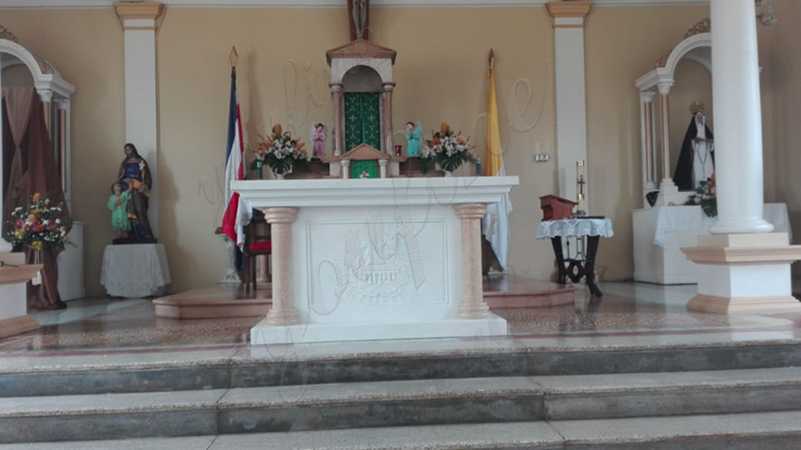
[[296, 206, 457, 325]]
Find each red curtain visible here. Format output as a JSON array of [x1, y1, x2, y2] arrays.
[[8, 95, 71, 309]]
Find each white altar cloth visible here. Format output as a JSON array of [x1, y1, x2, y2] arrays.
[[234, 176, 519, 345], [536, 218, 614, 239], [634, 203, 792, 284], [100, 244, 171, 298]]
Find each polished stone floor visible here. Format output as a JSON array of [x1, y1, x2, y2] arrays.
[[1, 282, 800, 356]]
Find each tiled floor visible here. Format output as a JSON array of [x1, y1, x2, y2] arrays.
[[1, 282, 800, 356]]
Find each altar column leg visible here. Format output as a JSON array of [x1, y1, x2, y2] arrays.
[[455, 204, 489, 319], [263, 207, 301, 325]]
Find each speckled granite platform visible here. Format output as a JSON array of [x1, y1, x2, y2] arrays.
[[2, 282, 799, 354]]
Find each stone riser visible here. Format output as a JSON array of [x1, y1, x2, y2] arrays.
[[2, 374, 801, 443], [5, 419, 801, 450], [4, 343, 801, 397]]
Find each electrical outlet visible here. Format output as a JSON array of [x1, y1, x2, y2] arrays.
[[533, 153, 551, 163]]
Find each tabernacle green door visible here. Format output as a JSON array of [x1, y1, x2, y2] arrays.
[[344, 92, 381, 151], [350, 160, 379, 179]]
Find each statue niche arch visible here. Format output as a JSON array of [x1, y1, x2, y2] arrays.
[[636, 20, 711, 207], [0, 27, 76, 251]]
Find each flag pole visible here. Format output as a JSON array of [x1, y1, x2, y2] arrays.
[[229, 46, 239, 69]]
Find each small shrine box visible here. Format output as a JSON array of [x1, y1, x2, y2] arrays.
[[540, 195, 577, 220]]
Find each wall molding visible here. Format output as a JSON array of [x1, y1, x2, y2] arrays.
[[0, 0, 708, 9]]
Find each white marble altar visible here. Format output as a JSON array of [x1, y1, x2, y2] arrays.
[[234, 176, 518, 344], [634, 203, 792, 285]]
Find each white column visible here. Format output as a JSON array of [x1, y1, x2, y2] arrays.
[[547, 1, 591, 207], [455, 203, 490, 319], [0, 53, 9, 252], [263, 207, 301, 325], [639, 91, 657, 200], [709, 0, 773, 234], [657, 83, 672, 182], [56, 99, 72, 210], [115, 2, 164, 235]]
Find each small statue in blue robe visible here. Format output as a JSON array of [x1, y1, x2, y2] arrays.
[[405, 122, 422, 158]]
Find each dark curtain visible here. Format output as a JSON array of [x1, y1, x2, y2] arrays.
[[19, 96, 71, 309], [2, 99, 13, 205]]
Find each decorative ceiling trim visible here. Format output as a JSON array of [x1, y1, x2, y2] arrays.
[[0, 0, 709, 9]]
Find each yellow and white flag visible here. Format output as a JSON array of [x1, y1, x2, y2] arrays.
[[483, 49, 512, 271]]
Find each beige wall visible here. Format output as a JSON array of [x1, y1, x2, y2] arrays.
[[22, 4, 801, 295], [0, 9, 124, 297], [157, 6, 557, 290], [0, 4, 715, 295], [585, 5, 708, 280]]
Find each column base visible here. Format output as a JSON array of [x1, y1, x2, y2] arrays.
[[250, 314, 508, 345], [682, 233, 801, 315], [688, 294, 801, 314]]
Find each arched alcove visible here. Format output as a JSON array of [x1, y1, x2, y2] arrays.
[[635, 19, 712, 207], [0, 31, 76, 219]]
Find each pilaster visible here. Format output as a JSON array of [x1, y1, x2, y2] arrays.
[[115, 1, 165, 235], [263, 207, 301, 325], [455, 203, 490, 319], [547, 0, 591, 208]]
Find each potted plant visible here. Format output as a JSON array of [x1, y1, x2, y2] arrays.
[[253, 125, 308, 179], [422, 122, 476, 175]]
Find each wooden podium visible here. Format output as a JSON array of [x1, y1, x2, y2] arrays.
[[539, 195, 577, 220]]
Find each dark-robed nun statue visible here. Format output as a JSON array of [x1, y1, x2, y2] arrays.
[[115, 143, 156, 243]]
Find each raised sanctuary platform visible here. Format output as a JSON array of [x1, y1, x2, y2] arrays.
[[234, 176, 519, 344], [154, 276, 573, 320]]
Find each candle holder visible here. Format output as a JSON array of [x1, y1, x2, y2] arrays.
[[575, 160, 587, 217]]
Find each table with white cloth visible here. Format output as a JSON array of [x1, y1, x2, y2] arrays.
[[633, 203, 792, 284], [100, 244, 171, 298], [537, 217, 615, 297]]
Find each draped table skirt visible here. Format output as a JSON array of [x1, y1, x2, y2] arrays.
[[100, 244, 171, 298]]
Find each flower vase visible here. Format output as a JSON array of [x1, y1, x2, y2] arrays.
[[444, 170, 454, 177], [274, 172, 285, 180]]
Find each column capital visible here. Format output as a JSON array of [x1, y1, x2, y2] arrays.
[[115, 1, 165, 30], [264, 207, 298, 225], [546, 1, 592, 27], [657, 81, 674, 95], [382, 82, 396, 92], [640, 90, 657, 103], [454, 203, 487, 220]]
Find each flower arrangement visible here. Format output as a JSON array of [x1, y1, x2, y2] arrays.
[[422, 122, 476, 173], [4, 193, 70, 252], [686, 176, 717, 217], [253, 124, 308, 177]]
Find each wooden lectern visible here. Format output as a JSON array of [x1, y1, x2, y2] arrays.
[[539, 195, 577, 220], [0, 253, 41, 339]]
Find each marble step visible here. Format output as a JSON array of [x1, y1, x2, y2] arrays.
[[3, 411, 801, 449], [3, 369, 801, 443], [3, 339, 801, 396]]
